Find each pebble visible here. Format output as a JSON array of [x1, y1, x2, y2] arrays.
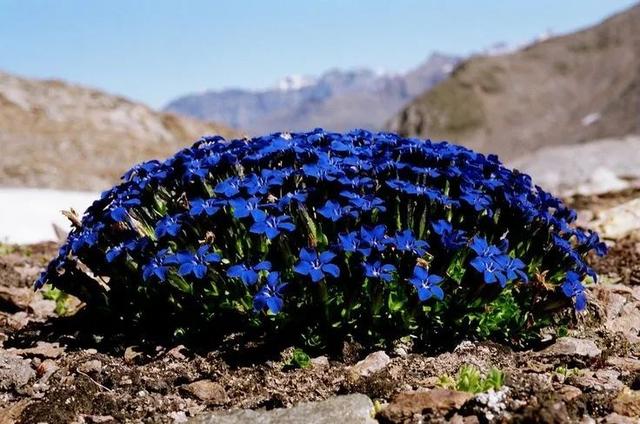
[[350, 351, 391, 377], [189, 394, 376, 424], [378, 389, 472, 422], [180, 380, 229, 405], [541, 337, 602, 358]]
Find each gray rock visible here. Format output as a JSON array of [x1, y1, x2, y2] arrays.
[[77, 359, 102, 374], [180, 380, 229, 405], [189, 394, 376, 424], [350, 350, 391, 377], [541, 337, 602, 358], [0, 351, 35, 390]]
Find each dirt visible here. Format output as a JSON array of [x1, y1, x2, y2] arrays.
[[1, 194, 640, 423]]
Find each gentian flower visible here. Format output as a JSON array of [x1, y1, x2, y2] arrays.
[[317, 200, 349, 222], [409, 266, 444, 301], [294, 248, 340, 282], [393, 230, 429, 256], [190, 198, 224, 217], [360, 225, 389, 252], [142, 249, 172, 282], [364, 261, 396, 282], [496, 256, 529, 282], [253, 272, 287, 314], [215, 177, 241, 197], [250, 210, 296, 239], [229, 197, 262, 219], [432, 220, 467, 250], [561, 271, 587, 311], [227, 261, 271, 286], [155, 214, 182, 238], [166, 245, 221, 279]]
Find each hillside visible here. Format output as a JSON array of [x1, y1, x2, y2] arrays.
[[0, 71, 238, 191], [387, 4, 640, 160], [164, 53, 458, 134]]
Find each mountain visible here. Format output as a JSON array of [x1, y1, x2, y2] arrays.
[[387, 4, 640, 160], [164, 53, 459, 134], [0, 71, 238, 191]]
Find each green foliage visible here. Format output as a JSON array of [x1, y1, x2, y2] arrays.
[[284, 348, 311, 369], [41, 285, 70, 316], [438, 364, 505, 394]]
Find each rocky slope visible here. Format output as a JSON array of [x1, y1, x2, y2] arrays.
[[388, 4, 640, 160], [164, 53, 458, 134], [0, 71, 238, 191]]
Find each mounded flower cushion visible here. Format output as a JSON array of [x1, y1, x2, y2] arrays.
[[38, 129, 606, 347]]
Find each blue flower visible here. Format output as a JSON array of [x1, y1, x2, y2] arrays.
[[469, 236, 503, 257], [317, 200, 349, 222], [496, 256, 528, 282], [215, 177, 241, 197], [190, 198, 224, 217], [561, 271, 587, 311], [250, 210, 296, 239], [294, 248, 340, 283], [253, 272, 287, 314], [227, 261, 272, 286], [338, 231, 369, 255], [360, 225, 389, 252], [242, 169, 285, 195], [70, 224, 104, 254], [229, 197, 262, 219], [277, 190, 308, 208], [182, 158, 209, 181], [155, 214, 182, 238], [142, 249, 172, 282], [393, 230, 429, 256], [470, 256, 507, 287], [409, 266, 444, 301], [431, 220, 467, 250], [166, 245, 221, 279], [364, 261, 396, 282], [105, 239, 145, 263]]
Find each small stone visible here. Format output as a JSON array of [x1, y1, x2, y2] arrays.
[[0, 351, 35, 390], [557, 385, 582, 402], [77, 359, 102, 374], [350, 351, 391, 377], [602, 412, 639, 424], [570, 369, 624, 392], [180, 379, 229, 405], [379, 389, 473, 422], [10, 341, 65, 359], [448, 414, 480, 424], [167, 345, 187, 360], [124, 346, 142, 362], [607, 357, 640, 372], [612, 388, 640, 417], [36, 359, 59, 382], [592, 198, 640, 240], [189, 394, 376, 424], [541, 337, 602, 358], [310, 355, 330, 368]]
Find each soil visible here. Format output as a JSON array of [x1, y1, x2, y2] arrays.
[[1, 192, 639, 423]]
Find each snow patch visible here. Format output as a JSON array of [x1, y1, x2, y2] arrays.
[[0, 188, 96, 244]]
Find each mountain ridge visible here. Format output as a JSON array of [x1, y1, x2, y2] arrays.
[[0, 70, 238, 191], [164, 53, 459, 134], [387, 4, 640, 160]]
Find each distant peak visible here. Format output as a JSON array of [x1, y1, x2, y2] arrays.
[[274, 74, 316, 91]]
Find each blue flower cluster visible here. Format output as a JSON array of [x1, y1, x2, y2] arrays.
[[36, 129, 606, 345]]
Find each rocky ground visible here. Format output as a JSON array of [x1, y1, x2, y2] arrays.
[[1, 192, 640, 423]]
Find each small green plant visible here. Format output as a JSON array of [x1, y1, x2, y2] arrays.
[[41, 285, 70, 316], [284, 348, 311, 369], [438, 364, 505, 393], [554, 366, 579, 379]]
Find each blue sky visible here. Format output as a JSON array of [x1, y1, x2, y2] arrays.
[[0, 0, 636, 108]]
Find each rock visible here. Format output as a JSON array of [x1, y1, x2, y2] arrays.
[[124, 346, 142, 362], [77, 359, 102, 374], [607, 357, 640, 373], [570, 369, 624, 392], [310, 355, 330, 368], [448, 414, 480, 424], [379, 389, 473, 422], [180, 380, 228, 405], [350, 351, 391, 377], [0, 351, 35, 390], [10, 341, 65, 359], [605, 302, 640, 343], [0, 399, 31, 424], [0, 286, 33, 309], [541, 337, 602, 358], [612, 389, 640, 417], [592, 198, 640, 240], [557, 385, 582, 402], [602, 413, 639, 424], [189, 394, 376, 424], [471, 388, 510, 422]]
